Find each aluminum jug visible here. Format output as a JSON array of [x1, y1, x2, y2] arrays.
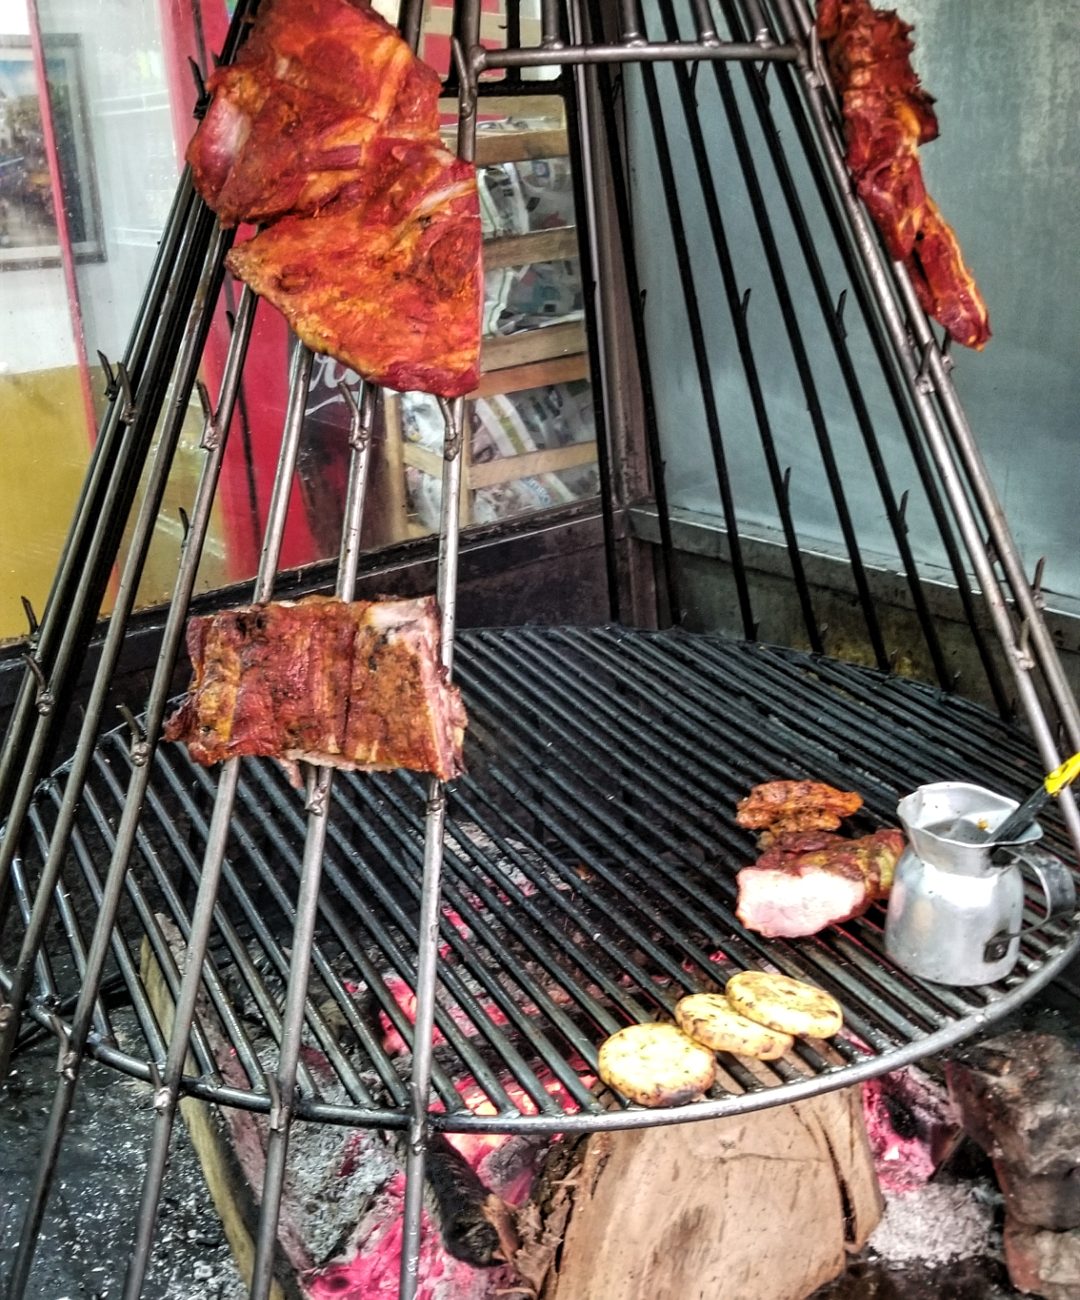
[[885, 782, 1077, 986]]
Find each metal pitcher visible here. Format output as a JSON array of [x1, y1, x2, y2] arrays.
[[885, 782, 1077, 986]]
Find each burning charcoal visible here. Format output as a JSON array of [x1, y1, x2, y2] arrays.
[[947, 1032, 1080, 1231], [420, 1133, 519, 1267], [861, 1066, 959, 1193]]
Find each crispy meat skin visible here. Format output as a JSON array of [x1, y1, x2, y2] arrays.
[[163, 595, 467, 783], [185, 0, 481, 398], [736, 828, 905, 938], [817, 0, 990, 349], [735, 780, 863, 834]]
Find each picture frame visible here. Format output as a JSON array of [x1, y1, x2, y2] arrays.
[[0, 34, 104, 270]]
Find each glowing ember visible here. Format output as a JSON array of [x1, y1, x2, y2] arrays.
[[862, 1069, 956, 1193], [439, 1071, 594, 1182], [302, 1066, 595, 1297], [377, 974, 512, 1055], [303, 1173, 507, 1300]]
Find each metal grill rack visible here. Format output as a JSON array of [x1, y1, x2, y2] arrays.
[[1, 0, 1079, 1298]]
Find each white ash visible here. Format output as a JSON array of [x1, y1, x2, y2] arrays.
[[868, 1183, 995, 1267], [253, 1043, 397, 1269]]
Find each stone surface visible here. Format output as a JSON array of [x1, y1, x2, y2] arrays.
[[947, 1032, 1080, 1231], [1003, 1216, 1080, 1299]]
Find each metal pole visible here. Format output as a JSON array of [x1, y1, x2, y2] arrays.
[[399, 20, 480, 1297], [248, 384, 376, 1300], [120, 341, 315, 1300]]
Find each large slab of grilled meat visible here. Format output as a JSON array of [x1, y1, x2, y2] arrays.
[[164, 595, 467, 784], [817, 0, 990, 349], [186, 0, 481, 397]]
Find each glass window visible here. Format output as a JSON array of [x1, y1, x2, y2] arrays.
[[0, 0, 598, 641]]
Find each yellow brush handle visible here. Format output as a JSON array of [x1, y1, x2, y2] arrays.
[[1045, 751, 1080, 797]]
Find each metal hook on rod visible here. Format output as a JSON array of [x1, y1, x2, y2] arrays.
[[20, 653, 52, 716], [1031, 556, 1047, 609], [96, 349, 119, 399], [117, 703, 150, 767], [20, 596, 39, 641], [116, 360, 139, 424], [188, 56, 210, 118], [834, 287, 848, 337], [439, 396, 464, 462]]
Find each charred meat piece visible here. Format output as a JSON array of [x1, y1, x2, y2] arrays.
[[736, 828, 906, 938], [736, 780, 864, 838], [185, 0, 481, 398], [227, 141, 481, 398], [817, 0, 989, 349], [164, 595, 466, 784]]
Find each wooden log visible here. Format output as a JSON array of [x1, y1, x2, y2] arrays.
[[140, 936, 298, 1300], [516, 1084, 882, 1300]]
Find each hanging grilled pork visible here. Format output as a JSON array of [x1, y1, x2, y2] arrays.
[[186, 0, 482, 397], [164, 595, 467, 785], [817, 0, 990, 349]]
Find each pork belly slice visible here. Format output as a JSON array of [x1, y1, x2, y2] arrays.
[[736, 828, 906, 938], [164, 595, 466, 784], [737, 861, 871, 939]]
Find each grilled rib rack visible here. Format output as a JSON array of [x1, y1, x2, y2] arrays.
[[2, 0, 1079, 1298]]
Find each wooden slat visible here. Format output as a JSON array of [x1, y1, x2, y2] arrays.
[[482, 320, 586, 371], [471, 352, 588, 399], [402, 444, 448, 481], [483, 226, 579, 271], [469, 129, 568, 165], [438, 95, 566, 127], [441, 125, 569, 166], [403, 440, 597, 489], [468, 441, 597, 489]]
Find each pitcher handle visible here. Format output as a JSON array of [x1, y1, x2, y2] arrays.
[[983, 846, 1077, 964]]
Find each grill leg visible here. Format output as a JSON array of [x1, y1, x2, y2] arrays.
[[248, 772, 333, 1297], [399, 781, 451, 1298], [120, 766, 242, 1300]]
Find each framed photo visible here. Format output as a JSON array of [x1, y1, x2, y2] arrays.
[[0, 34, 104, 269]]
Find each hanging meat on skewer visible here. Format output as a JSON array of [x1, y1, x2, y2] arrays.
[[227, 140, 482, 398], [817, 0, 991, 350], [186, 0, 482, 398], [164, 595, 468, 785]]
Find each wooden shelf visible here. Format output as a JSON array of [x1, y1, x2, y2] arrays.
[[469, 352, 588, 399], [483, 226, 579, 271], [482, 320, 586, 371], [402, 438, 597, 490], [385, 96, 591, 534]]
